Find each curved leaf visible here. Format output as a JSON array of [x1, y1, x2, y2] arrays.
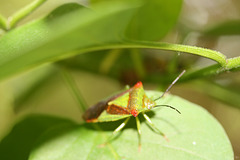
[[29, 91, 233, 160], [0, 115, 74, 160], [126, 0, 183, 40], [0, 2, 138, 81], [204, 20, 240, 36], [0, 1, 229, 82]]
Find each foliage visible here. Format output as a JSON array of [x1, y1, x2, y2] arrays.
[[0, 92, 233, 160], [0, 0, 239, 159]]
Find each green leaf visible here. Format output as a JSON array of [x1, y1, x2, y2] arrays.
[[0, 1, 230, 82], [0, 115, 75, 160], [204, 20, 240, 36], [126, 0, 183, 40], [29, 91, 233, 160], [0, 2, 138, 81]]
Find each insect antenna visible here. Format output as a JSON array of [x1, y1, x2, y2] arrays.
[[154, 70, 186, 101], [154, 104, 181, 114]]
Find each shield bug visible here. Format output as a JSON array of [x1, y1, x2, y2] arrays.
[[83, 70, 185, 150]]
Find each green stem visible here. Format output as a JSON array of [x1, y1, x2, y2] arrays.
[[99, 49, 122, 74], [0, 14, 7, 30], [181, 64, 223, 81], [58, 41, 236, 83], [130, 49, 145, 78], [167, 54, 179, 73], [8, 0, 47, 29], [181, 56, 240, 81], [192, 80, 240, 109], [124, 40, 227, 67], [72, 41, 227, 68], [226, 56, 240, 70], [60, 68, 87, 112]]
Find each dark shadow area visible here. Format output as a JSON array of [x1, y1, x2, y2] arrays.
[[0, 114, 75, 160]]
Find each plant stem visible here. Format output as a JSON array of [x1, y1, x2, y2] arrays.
[[180, 64, 223, 81], [130, 48, 145, 78], [57, 41, 238, 82], [60, 68, 87, 112], [8, 0, 47, 29], [124, 40, 227, 67], [192, 80, 240, 109], [0, 14, 7, 30], [99, 49, 121, 74], [181, 56, 240, 81], [226, 56, 240, 70], [72, 41, 227, 68]]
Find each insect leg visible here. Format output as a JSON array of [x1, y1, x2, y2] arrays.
[[135, 116, 141, 152], [142, 113, 169, 141], [105, 117, 131, 144]]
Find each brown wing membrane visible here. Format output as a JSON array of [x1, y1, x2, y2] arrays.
[[82, 100, 108, 121], [82, 88, 132, 121], [106, 104, 130, 115]]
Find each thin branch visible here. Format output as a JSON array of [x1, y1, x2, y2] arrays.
[[8, 0, 47, 29], [60, 68, 87, 112]]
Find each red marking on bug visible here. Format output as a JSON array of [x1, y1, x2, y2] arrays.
[[134, 81, 142, 88], [131, 109, 138, 117], [86, 119, 97, 123]]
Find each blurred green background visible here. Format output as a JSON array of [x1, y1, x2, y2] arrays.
[[0, 0, 240, 159]]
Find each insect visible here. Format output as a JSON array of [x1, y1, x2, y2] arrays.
[[83, 70, 185, 150]]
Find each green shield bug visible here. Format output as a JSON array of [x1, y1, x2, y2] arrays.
[[83, 70, 185, 150]]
